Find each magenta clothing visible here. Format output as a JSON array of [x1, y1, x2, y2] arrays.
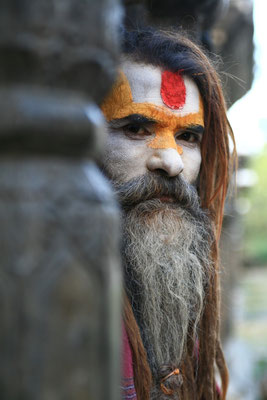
[[121, 324, 221, 399], [122, 322, 137, 399]]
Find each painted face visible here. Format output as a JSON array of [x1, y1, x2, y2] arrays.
[[101, 61, 204, 185]]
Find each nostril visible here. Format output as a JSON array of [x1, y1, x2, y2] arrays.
[[154, 168, 170, 177]]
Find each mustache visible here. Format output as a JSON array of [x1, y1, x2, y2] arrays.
[[112, 174, 201, 212]]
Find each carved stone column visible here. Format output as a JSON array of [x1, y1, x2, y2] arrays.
[[0, 0, 122, 399]]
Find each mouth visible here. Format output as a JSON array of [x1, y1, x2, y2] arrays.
[[157, 195, 175, 203]]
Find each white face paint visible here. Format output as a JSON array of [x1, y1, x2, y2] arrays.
[[123, 61, 201, 116], [102, 61, 204, 186]]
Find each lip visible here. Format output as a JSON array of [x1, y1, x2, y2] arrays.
[[158, 196, 175, 203]]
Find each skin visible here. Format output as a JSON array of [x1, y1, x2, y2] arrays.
[[101, 62, 204, 187]]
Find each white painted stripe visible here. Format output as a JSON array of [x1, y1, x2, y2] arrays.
[[122, 61, 200, 116]]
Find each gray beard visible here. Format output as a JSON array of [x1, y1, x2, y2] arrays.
[[111, 174, 214, 393]]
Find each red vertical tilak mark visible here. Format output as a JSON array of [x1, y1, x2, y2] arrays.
[[160, 71, 186, 110]]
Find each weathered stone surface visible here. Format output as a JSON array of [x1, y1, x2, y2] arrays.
[[0, 160, 121, 399], [212, 0, 254, 106], [0, 0, 123, 398], [0, 0, 122, 104], [123, 0, 229, 43], [0, 88, 106, 158]]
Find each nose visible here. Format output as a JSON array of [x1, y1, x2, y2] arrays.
[[146, 148, 184, 177]]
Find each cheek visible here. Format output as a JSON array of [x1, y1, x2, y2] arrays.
[[103, 133, 148, 182], [181, 147, 202, 184]]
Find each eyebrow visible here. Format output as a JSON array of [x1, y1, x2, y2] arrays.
[[109, 114, 156, 128], [184, 124, 204, 135]]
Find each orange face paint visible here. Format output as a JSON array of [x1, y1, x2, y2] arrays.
[[101, 67, 204, 155]]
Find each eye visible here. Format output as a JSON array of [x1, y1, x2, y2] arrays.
[[123, 123, 152, 138], [176, 130, 200, 143]]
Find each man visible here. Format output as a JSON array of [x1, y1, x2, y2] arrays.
[[100, 28, 235, 399]]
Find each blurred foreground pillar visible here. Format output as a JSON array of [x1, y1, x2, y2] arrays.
[[0, 0, 122, 399]]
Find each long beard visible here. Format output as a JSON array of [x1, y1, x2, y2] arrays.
[[114, 174, 214, 392]]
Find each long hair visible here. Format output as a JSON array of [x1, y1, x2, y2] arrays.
[[121, 28, 236, 400]]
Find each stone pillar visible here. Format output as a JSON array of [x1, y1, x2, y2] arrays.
[[0, 0, 122, 399]]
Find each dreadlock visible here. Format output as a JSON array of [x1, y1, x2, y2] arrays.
[[121, 27, 236, 400]]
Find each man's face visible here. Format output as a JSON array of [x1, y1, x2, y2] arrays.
[[101, 60, 204, 186], [100, 60, 212, 384]]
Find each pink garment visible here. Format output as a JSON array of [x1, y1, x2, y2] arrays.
[[121, 325, 221, 399], [122, 322, 137, 399], [216, 383, 222, 397]]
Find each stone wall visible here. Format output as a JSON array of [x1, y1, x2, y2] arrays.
[[0, 0, 122, 398]]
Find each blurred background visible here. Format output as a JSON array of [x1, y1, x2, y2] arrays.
[[224, 0, 267, 398]]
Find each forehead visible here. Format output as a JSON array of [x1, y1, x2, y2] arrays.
[[101, 60, 204, 128], [122, 60, 201, 116]]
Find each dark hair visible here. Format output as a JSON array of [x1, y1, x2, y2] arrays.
[[121, 27, 236, 229], [122, 27, 236, 400], [122, 27, 211, 73]]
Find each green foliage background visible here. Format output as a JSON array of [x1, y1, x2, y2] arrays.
[[244, 145, 267, 264]]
